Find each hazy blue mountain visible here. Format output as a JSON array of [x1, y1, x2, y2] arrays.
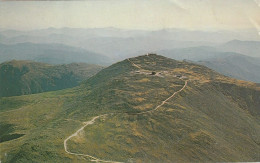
[[0, 43, 113, 65], [197, 54, 260, 83], [1, 28, 259, 43], [0, 34, 6, 42], [156, 46, 230, 61], [0, 27, 148, 39], [218, 40, 260, 58], [147, 28, 260, 42]]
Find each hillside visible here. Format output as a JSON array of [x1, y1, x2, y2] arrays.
[[0, 54, 259, 162], [0, 60, 102, 97], [0, 43, 112, 65]]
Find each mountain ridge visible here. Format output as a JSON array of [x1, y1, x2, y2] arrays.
[[0, 60, 103, 97]]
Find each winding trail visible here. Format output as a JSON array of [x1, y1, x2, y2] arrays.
[[64, 114, 122, 163], [64, 57, 188, 162], [136, 80, 187, 115]]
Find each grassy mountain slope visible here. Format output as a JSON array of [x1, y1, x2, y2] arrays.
[[0, 54, 259, 162], [0, 43, 112, 65], [0, 60, 102, 97]]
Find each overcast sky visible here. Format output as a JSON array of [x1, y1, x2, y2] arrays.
[[0, 0, 260, 32]]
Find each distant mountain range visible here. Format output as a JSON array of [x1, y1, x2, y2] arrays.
[[1, 28, 259, 58], [0, 60, 102, 97], [1, 27, 259, 42]]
